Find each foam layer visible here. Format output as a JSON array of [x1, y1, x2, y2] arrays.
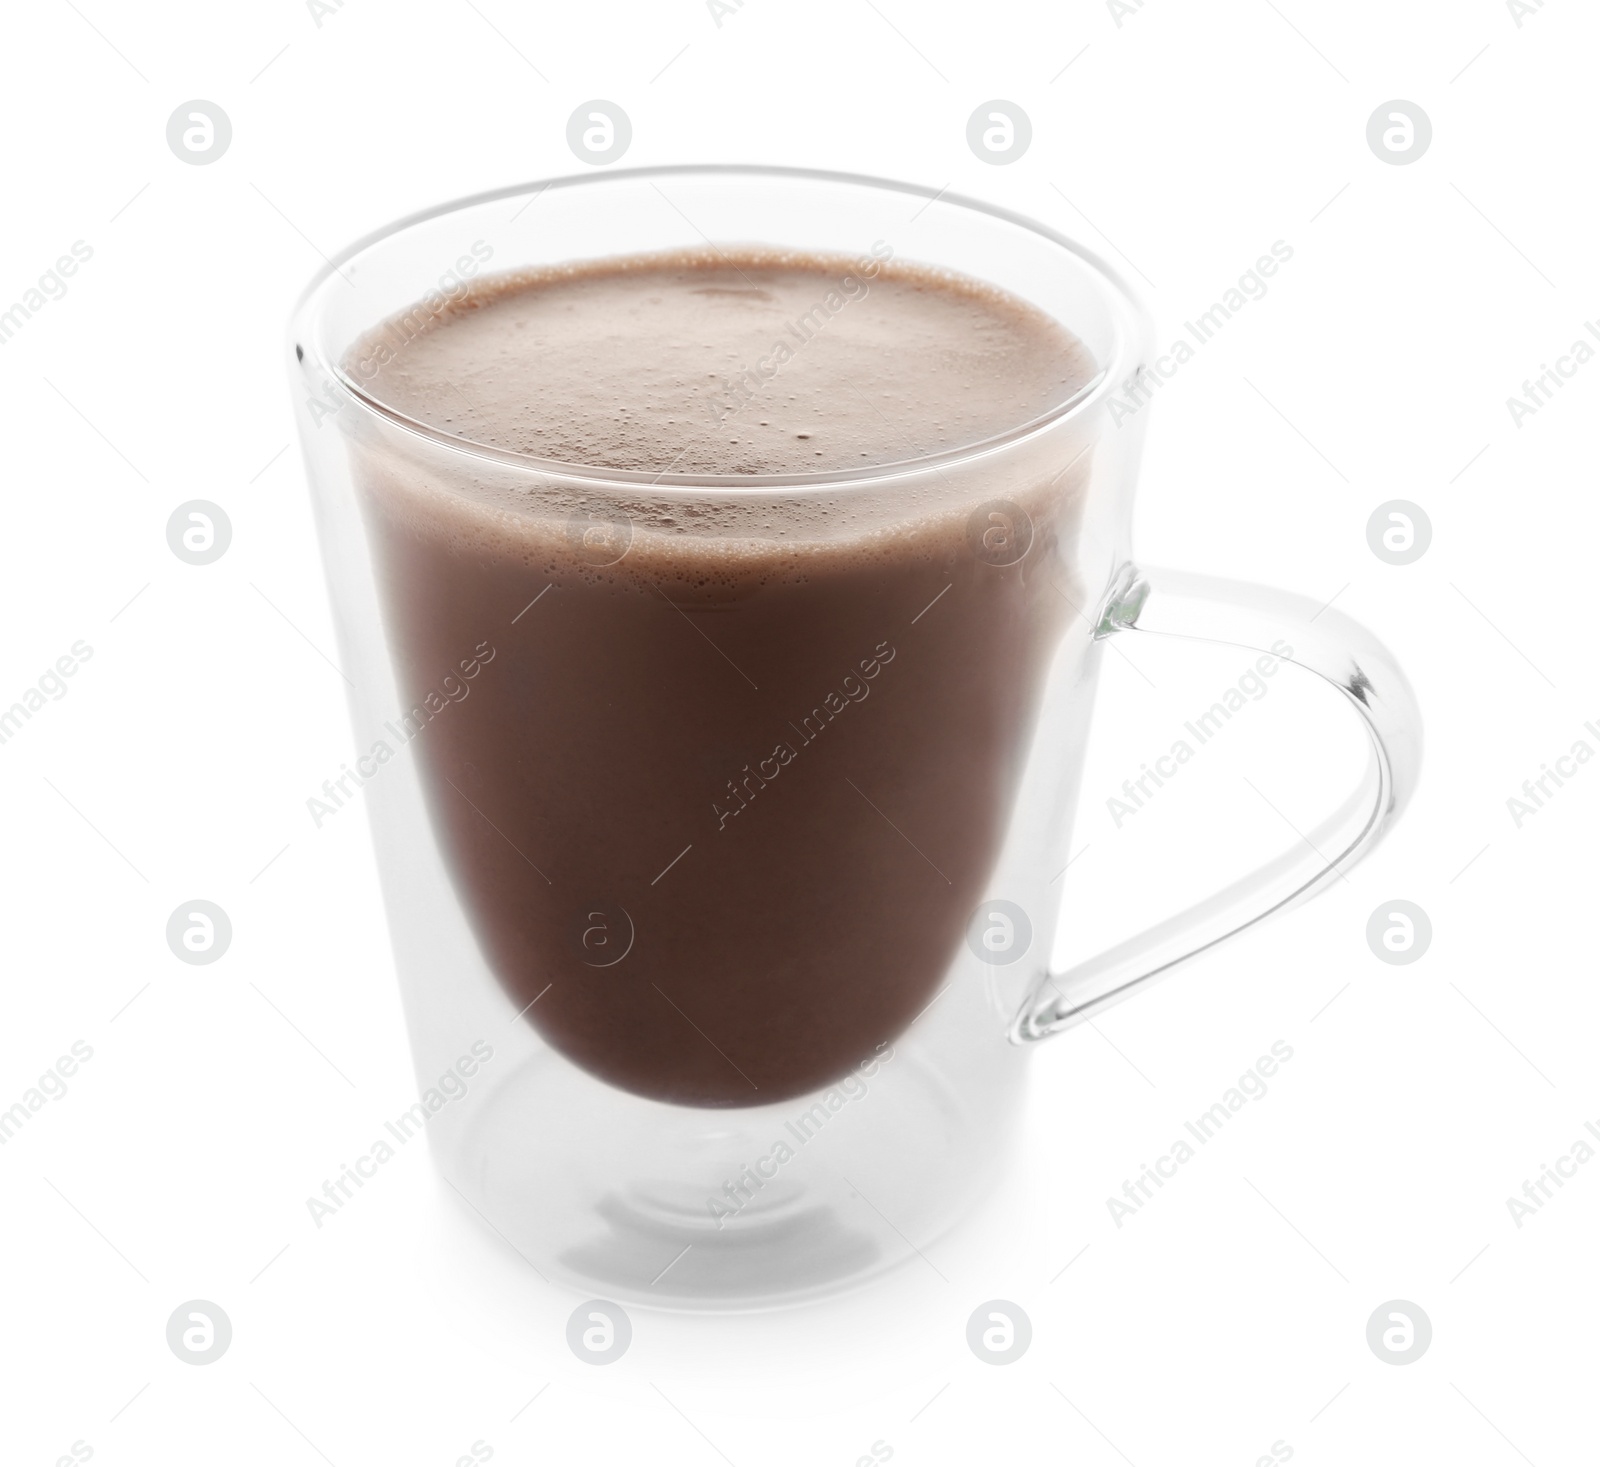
[[347, 247, 1097, 477]]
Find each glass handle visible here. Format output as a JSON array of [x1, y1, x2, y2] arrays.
[[1014, 562, 1424, 1042]]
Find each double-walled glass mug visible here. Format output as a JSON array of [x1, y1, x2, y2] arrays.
[[288, 166, 1421, 1308]]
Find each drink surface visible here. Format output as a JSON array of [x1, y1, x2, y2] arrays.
[[346, 250, 1098, 1106], [350, 246, 1095, 475]]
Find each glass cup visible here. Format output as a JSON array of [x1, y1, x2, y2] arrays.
[[287, 166, 1421, 1308]]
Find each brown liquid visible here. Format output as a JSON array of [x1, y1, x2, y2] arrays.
[[348, 249, 1097, 1107]]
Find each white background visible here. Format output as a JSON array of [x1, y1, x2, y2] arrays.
[[2, 0, 1597, 1462]]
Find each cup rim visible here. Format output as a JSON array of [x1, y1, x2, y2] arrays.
[[290, 163, 1152, 494]]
